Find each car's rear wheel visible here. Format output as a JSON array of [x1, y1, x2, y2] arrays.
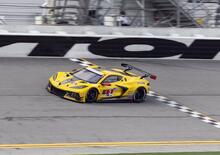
[[133, 87, 147, 103], [86, 88, 98, 103]]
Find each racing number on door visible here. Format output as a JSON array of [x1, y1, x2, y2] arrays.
[[101, 75, 123, 97], [102, 88, 116, 96]]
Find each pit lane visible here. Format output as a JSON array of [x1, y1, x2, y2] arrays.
[[0, 58, 219, 151]]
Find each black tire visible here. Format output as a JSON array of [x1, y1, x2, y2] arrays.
[[86, 88, 98, 103], [133, 87, 147, 103]]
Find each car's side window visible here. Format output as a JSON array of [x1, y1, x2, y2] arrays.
[[103, 75, 122, 83]]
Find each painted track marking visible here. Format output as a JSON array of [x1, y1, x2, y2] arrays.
[[148, 91, 220, 129], [0, 141, 220, 149], [70, 58, 95, 67]]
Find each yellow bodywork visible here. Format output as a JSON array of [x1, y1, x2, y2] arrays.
[[47, 67, 151, 103]]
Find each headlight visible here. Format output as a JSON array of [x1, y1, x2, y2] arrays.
[[53, 73, 58, 81], [71, 85, 88, 89]]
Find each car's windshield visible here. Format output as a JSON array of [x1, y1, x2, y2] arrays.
[[73, 68, 103, 83]]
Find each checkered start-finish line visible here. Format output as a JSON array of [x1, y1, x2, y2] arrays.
[[70, 58, 220, 129], [70, 58, 95, 67], [148, 91, 220, 129]]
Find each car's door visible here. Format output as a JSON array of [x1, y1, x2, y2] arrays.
[[99, 75, 124, 98]]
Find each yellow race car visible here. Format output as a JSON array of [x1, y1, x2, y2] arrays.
[[47, 62, 156, 103]]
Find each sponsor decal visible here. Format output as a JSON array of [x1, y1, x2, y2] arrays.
[[0, 35, 220, 59]]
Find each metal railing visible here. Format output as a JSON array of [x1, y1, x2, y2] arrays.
[[0, 0, 219, 28], [179, 0, 218, 27]]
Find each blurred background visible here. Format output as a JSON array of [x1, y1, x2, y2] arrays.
[[0, 0, 220, 28]]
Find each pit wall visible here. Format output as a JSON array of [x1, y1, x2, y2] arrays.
[[1, 26, 220, 60]]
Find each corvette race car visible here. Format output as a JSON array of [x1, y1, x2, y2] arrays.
[[47, 60, 156, 103]]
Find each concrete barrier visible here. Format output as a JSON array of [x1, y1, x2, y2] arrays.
[[0, 26, 220, 59]]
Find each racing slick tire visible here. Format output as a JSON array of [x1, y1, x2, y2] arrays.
[[86, 88, 98, 103], [133, 87, 147, 103]]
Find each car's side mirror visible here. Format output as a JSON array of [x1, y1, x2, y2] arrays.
[[121, 63, 128, 67], [72, 68, 77, 71]]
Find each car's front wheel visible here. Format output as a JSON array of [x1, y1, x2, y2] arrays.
[[86, 88, 98, 103], [133, 87, 147, 103]]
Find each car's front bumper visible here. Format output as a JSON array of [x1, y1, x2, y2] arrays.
[[47, 82, 82, 102]]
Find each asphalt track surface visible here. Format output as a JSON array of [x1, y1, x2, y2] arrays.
[[0, 58, 220, 154]]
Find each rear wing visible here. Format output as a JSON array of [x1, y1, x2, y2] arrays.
[[121, 63, 157, 80]]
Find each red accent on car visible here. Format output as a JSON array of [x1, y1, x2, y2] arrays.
[[102, 83, 111, 86], [150, 75, 157, 80]]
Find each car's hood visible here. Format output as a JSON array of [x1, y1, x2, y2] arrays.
[[54, 72, 89, 87], [60, 77, 87, 86]]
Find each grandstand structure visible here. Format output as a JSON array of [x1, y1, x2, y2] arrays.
[[0, 0, 219, 27]]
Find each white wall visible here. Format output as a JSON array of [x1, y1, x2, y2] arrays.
[[0, 26, 220, 59], [0, 0, 44, 25]]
